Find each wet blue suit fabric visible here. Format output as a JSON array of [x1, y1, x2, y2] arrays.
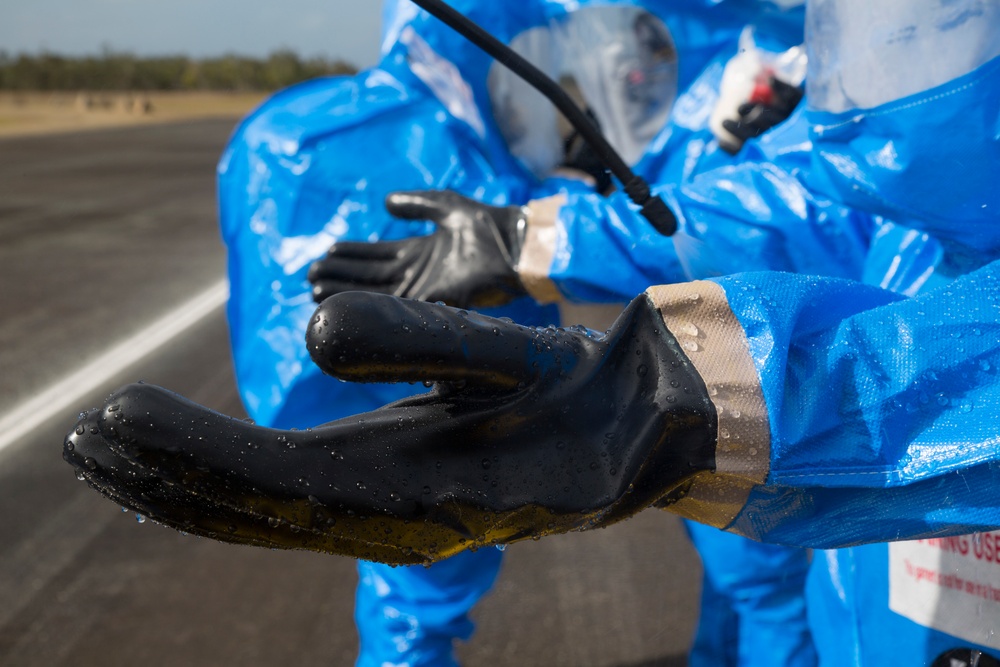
[[568, 49, 1000, 667], [714, 259, 1000, 547], [659, 53, 1000, 545], [714, 259, 1000, 664], [800, 52, 1000, 667], [659, 51, 1000, 663]]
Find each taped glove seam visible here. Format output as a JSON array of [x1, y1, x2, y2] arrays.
[[645, 280, 771, 529]]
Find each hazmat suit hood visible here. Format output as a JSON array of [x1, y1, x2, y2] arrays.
[[805, 0, 1000, 269]]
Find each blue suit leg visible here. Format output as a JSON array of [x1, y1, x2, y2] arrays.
[[685, 520, 816, 667], [355, 549, 504, 667], [686, 534, 740, 667]]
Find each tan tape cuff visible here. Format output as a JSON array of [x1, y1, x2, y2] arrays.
[[646, 281, 771, 529], [517, 195, 565, 304]]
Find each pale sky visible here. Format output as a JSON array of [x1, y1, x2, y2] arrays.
[[0, 0, 385, 68]]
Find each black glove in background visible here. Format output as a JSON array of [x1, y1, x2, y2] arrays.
[[560, 108, 613, 194], [721, 76, 804, 154], [64, 291, 717, 565], [308, 191, 528, 308]]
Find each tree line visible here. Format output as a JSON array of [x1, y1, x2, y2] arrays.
[[0, 50, 357, 91]]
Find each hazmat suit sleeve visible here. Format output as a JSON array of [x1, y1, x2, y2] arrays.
[[64, 260, 1000, 561], [516, 189, 687, 303], [656, 259, 1000, 548], [518, 109, 876, 304]]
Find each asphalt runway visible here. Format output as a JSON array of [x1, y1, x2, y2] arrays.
[[0, 120, 702, 666]]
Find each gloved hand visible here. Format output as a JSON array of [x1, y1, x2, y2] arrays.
[[308, 191, 528, 308], [720, 76, 803, 154], [559, 108, 613, 193], [64, 291, 716, 565]]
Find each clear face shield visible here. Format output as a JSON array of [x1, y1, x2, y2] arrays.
[[554, 5, 678, 166], [487, 27, 563, 178], [488, 5, 679, 175], [807, 0, 1000, 112]]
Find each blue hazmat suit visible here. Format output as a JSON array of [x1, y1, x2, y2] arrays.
[[217, 4, 559, 665], [218, 0, 816, 665], [507, 0, 1000, 662], [800, 2, 1000, 663], [555, 0, 998, 662]]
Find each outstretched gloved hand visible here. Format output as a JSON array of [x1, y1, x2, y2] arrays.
[[308, 191, 528, 308], [64, 291, 716, 565]]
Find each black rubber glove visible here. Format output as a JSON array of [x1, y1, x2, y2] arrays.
[[64, 291, 716, 565], [308, 191, 528, 308], [560, 108, 613, 193], [720, 76, 803, 154]]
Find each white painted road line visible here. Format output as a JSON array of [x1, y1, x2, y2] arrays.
[[0, 279, 229, 459]]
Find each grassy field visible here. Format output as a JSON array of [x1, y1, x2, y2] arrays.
[[0, 90, 268, 137]]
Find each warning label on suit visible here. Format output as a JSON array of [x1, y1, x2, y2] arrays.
[[890, 534, 1000, 650]]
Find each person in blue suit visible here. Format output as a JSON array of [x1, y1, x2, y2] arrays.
[[795, 1, 1000, 663], [111, 1, 805, 666], [64, 5, 1000, 667], [307, 5, 814, 666], [283, 2, 813, 666], [485, 0, 1000, 663], [217, 4, 561, 665], [217, 1, 816, 665]]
